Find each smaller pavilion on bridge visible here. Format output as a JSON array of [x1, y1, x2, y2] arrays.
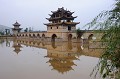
[[12, 21, 22, 36]]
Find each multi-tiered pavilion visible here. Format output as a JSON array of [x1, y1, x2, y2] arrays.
[[44, 7, 79, 41], [45, 7, 79, 32]]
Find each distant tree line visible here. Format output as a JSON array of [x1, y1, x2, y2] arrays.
[[0, 31, 4, 35]]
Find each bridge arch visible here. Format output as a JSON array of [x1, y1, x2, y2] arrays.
[[68, 34, 72, 41], [29, 34, 31, 38], [24, 34, 26, 37], [25, 34, 28, 37], [17, 34, 19, 37], [22, 34, 24, 37], [51, 34, 57, 42], [77, 34, 82, 42], [37, 33, 40, 38], [33, 34, 36, 38], [41, 34, 45, 41], [88, 34, 94, 41]]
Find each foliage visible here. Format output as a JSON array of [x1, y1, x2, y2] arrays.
[[87, 0, 120, 79], [76, 28, 84, 37], [24, 28, 28, 32], [0, 31, 4, 35]]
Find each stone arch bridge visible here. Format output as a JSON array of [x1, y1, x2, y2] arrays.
[[16, 30, 103, 42]]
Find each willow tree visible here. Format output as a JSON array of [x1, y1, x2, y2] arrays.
[[87, 0, 120, 79]]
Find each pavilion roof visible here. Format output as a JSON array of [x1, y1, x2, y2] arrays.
[[13, 21, 21, 26], [47, 7, 76, 20], [46, 16, 77, 21], [44, 22, 80, 26]]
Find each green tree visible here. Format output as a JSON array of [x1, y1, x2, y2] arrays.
[[0, 31, 4, 35], [87, 0, 120, 79], [76, 28, 84, 37], [24, 28, 28, 32]]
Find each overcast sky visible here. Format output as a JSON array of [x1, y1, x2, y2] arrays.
[[0, 0, 114, 31]]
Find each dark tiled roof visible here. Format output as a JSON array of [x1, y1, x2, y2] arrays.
[[44, 22, 80, 26], [13, 21, 21, 26]]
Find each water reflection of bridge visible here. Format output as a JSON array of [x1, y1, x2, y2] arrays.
[[11, 38, 103, 74], [13, 38, 103, 58]]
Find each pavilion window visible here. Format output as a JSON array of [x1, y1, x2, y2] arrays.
[[53, 15, 55, 18], [59, 14, 60, 17], [68, 26, 71, 31], [56, 14, 59, 17], [67, 15, 70, 17]]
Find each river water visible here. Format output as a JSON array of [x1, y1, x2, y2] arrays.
[[0, 38, 103, 79]]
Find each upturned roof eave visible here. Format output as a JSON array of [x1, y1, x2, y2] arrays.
[[46, 16, 77, 21], [44, 22, 79, 26]]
